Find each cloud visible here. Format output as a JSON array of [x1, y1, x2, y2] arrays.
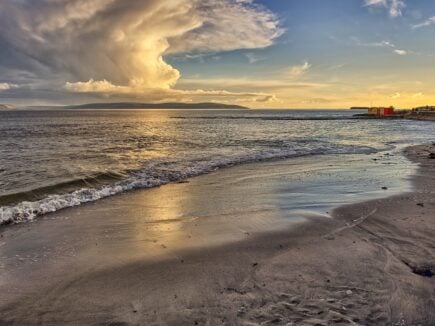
[[389, 0, 406, 17], [64, 79, 126, 93], [352, 37, 395, 48], [254, 95, 278, 103], [364, 0, 405, 18], [0, 0, 282, 102], [328, 64, 348, 71], [412, 16, 435, 29], [64, 78, 277, 104], [394, 49, 407, 55], [365, 1, 386, 6], [245, 53, 265, 64], [286, 61, 311, 79], [352, 38, 412, 56], [302, 98, 335, 104], [179, 77, 328, 92], [166, 2, 284, 55]]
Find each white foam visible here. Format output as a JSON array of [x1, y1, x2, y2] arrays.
[[0, 144, 377, 225]]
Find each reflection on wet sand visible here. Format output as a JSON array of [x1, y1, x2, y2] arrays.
[[0, 151, 414, 308]]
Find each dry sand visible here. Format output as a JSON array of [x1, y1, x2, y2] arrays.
[[0, 145, 434, 325]]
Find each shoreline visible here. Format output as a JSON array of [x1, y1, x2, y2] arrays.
[[0, 144, 434, 325], [0, 144, 395, 227]]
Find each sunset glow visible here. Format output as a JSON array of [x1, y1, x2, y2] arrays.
[[1, 0, 434, 108]]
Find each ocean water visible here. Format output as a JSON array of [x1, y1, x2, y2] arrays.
[[0, 108, 434, 225]]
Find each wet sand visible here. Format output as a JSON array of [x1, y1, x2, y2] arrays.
[[0, 145, 434, 325]]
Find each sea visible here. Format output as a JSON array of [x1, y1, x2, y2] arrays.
[[1, 108, 434, 225]]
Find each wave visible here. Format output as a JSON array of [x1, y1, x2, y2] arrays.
[[0, 171, 127, 207], [0, 144, 377, 226]]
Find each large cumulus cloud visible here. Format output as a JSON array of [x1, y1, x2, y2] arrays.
[[0, 0, 282, 103]]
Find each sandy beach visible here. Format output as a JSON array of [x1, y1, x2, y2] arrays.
[[2, 1, 435, 324], [0, 144, 434, 325]]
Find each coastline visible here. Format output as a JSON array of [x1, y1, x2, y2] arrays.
[[0, 144, 434, 325], [406, 114, 435, 122]]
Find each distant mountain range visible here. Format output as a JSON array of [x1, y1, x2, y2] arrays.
[[64, 102, 249, 110], [0, 104, 11, 110]]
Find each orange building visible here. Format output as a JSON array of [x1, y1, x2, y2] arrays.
[[367, 107, 395, 117]]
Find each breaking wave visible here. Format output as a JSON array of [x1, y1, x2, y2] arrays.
[[0, 144, 377, 226]]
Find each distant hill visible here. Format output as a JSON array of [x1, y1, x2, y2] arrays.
[[65, 102, 249, 110], [0, 104, 11, 110]]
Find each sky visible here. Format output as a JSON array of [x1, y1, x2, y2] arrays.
[[0, 0, 434, 109]]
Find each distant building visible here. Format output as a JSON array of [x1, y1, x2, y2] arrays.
[[408, 106, 435, 121], [367, 106, 395, 117], [412, 106, 435, 113]]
